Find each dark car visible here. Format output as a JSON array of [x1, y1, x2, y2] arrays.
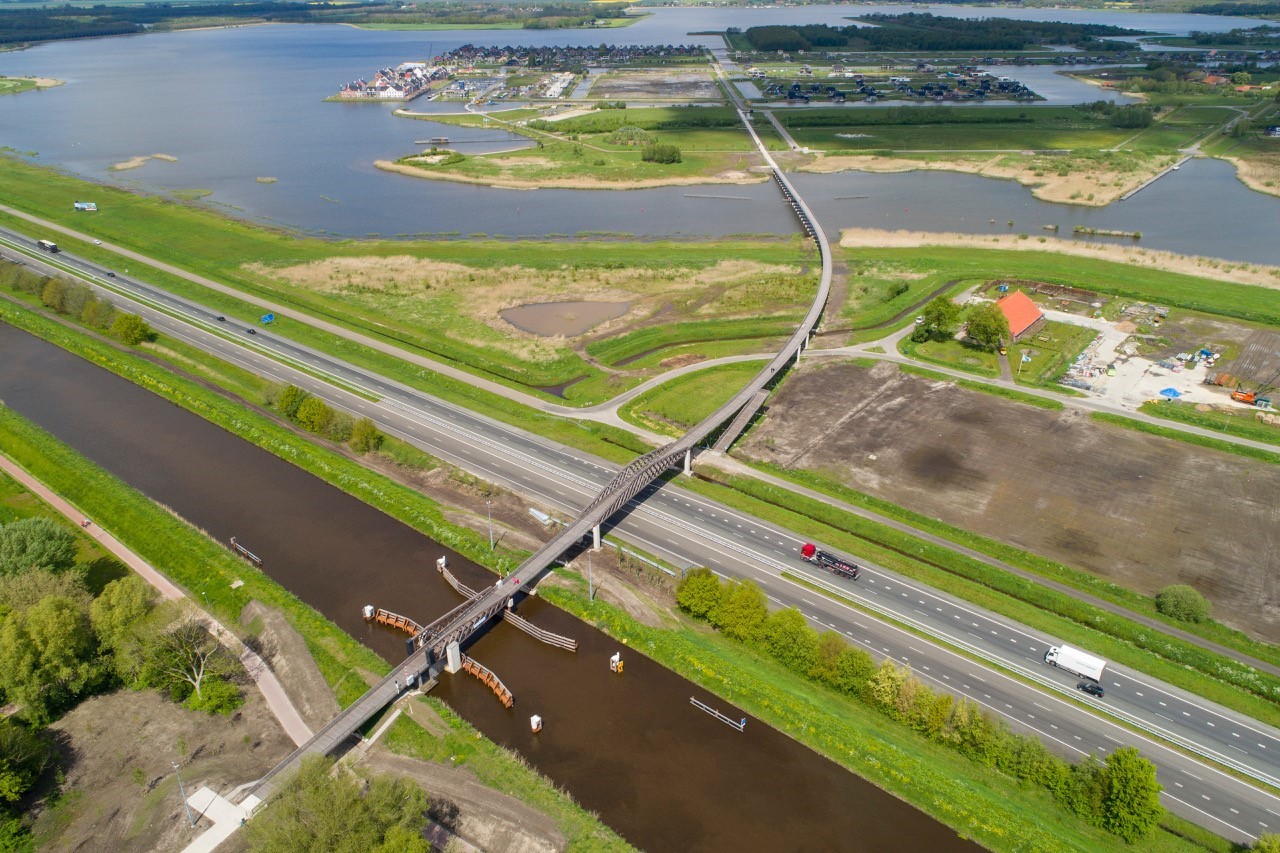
[[216, 315, 226, 322], [106, 271, 116, 277], [1077, 681, 1104, 698], [245, 328, 257, 335]]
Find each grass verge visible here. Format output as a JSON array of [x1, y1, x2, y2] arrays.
[[1139, 400, 1280, 449], [1092, 411, 1280, 466], [897, 363, 1064, 410]]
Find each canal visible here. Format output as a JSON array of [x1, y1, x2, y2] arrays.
[[0, 321, 979, 851]]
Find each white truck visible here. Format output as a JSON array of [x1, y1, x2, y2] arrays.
[[1044, 644, 1106, 682]]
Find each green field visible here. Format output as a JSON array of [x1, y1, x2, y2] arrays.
[[1010, 319, 1096, 388], [0, 155, 809, 406], [1139, 400, 1280, 449], [0, 77, 37, 96], [618, 361, 762, 435]]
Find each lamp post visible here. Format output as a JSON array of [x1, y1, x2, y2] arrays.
[[486, 500, 494, 551], [173, 762, 195, 828], [588, 552, 594, 602]]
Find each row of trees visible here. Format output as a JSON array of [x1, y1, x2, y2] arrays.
[[743, 15, 1135, 54], [676, 568, 1165, 842], [267, 384, 383, 452], [1, 262, 154, 345]]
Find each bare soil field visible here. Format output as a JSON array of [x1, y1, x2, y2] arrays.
[[740, 359, 1280, 641], [33, 688, 293, 852], [240, 601, 340, 732], [588, 69, 721, 101]]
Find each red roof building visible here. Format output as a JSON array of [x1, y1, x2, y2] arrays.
[[996, 290, 1045, 341]]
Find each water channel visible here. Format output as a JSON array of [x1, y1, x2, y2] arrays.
[[0, 321, 980, 851]]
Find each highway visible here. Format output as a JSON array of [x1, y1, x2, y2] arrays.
[[5, 234, 1280, 842]]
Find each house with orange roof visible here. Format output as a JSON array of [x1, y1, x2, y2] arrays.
[[996, 290, 1045, 342]]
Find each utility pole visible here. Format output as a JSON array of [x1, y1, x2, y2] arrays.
[[486, 500, 494, 551], [588, 552, 594, 602], [173, 762, 195, 828]]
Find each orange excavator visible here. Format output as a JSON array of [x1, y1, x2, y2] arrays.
[[1232, 367, 1279, 407]]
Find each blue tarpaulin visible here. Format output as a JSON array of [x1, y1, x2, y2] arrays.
[[1160, 388, 1181, 399]]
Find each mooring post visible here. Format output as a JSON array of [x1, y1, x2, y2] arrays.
[[592, 525, 601, 550]]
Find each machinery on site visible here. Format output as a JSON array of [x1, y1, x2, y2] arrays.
[[1231, 367, 1279, 408], [799, 543, 860, 580], [1044, 644, 1107, 682]]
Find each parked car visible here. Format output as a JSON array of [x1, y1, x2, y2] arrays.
[[1076, 681, 1104, 698]]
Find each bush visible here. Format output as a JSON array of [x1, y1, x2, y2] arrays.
[[110, 313, 154, 346], [275, 384, 308, 419], [1155, 584, 1211, 623], [183, 675, 243, 715], [295, 397, 334, 434], [641, 143, 682, 164], [348, 417, 383, 453], [605, 125, 654, 146]]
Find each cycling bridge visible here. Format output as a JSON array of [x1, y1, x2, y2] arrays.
[[246, 106, 832, 803]]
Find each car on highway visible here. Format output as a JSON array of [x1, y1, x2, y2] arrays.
[[1076, 681, 1104, 698], [106, 271, 115, 277], [245, 328, 257, 335], [216, 315, 225, 322]]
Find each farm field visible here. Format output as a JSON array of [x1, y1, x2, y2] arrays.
[[739, 360, 1280, 641]]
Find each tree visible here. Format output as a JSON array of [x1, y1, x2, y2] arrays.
[[295, 396, 335, 434], [40, 278, 65, 313], [965, 302, 1011, 351], [110, 313, 154, 345], [920, 295, 962, 336], [90, 575, 155, 677], [0, 718, 55, 804], [1101, 747, 1163, 842], [349, 417, 384, 453], [831, 645, 875, 695], [761, 607, 819, 674], [710, 580, 767, 642], [1232, 71, 1252, 85], [675, 567, 723, 619], [326, 412, 354, 443], [143, 620, 239, 706], [866, 659, 908, 712], [276, 385, 308, 419], [245, 755, 429, 853], [1155, 584, 1210, 623], [0, 595, 100, 722], [0, 518, 77, 577], [0, 567, 91, 616]]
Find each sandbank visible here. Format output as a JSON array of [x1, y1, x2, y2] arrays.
[[840, 228, 1280, 290], [800, 151, 1175, 207], [110, 153, 179, 171], [375, 159, 769, 191]]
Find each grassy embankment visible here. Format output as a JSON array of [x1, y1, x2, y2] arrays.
[[0, 76, 37, 95], [1092, 412, 1280, 466], [0, 154, 812, 407], [785, 103, 1236, 205], [0, 296, 1222, 853], [537, 573, 1228, 853], [386, 105, 788, 189]]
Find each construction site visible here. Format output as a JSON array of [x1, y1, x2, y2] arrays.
[[739, 359, 1280, 641]]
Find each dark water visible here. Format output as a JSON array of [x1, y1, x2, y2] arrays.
[[0, 322, 979, 852]]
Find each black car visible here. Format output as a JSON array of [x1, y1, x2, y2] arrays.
[[245, 328, 257, 335], [1077, 681, 1104, 698], [106, 271, 116, 277], [216, 315, 226, 322]]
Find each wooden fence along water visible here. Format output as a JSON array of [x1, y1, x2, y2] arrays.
[[462, 654, 514, 708]]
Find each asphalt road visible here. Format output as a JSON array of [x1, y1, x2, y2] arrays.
[[5, 233, 1280, 842]]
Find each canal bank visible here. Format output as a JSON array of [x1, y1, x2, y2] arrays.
[[0, 320, 986, 852]]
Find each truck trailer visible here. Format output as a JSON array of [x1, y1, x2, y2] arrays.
[[1044, 644, 1106, 682], [799, 543, 860, 580]]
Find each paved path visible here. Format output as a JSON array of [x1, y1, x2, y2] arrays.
[[0, 453, 313, 746], [181, 788, 261, 853]]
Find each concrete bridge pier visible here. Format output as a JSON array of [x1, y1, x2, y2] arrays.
[[683, 448, 692, 475], [445, 641, 462, 674], [592, 525, 601, 550]]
